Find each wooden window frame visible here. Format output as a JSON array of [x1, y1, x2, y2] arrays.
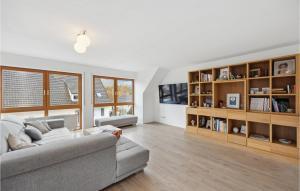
[[0, 66, 82, 128], [93, 75, 134, 115]]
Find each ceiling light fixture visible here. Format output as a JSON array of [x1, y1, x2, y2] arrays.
[[74, 30, 91, 54]]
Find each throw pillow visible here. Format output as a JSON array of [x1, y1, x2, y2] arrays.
[[40, 120, 52, 131], [7, 133, 37, 151], [25, 121, 49, 134], [25, 126, 43, 141]]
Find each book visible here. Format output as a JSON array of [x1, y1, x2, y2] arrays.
[[250, 98, 269, 112]]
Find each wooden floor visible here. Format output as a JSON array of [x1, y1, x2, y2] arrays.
[[104, 123, 299, 191]]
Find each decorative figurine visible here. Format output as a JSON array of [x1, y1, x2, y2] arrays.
[[191, 119, 196, 126]]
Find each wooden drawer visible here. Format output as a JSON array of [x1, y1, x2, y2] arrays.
[[271, 143, 299, 159], [247, 112, 270, 123], [228, 134, 246, 146], [197, 128, 212, 137], [211, 131, 227, 142], [213, 109, 227, 118], [186, 126, 197, 134], [271, 114, 299, 127], [247, 138, 271, 152], [186, 107, 198, 115], [197, 108, 213, 116], [227, 110, 246, 120]]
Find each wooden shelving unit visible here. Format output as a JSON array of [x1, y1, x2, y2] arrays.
[[186, 54, 300, 158]]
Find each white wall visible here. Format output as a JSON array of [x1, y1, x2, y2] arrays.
[[1, 52, 137, 128], [153, 44, 300, 128]]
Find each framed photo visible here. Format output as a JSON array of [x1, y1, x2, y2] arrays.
[[249, 68, 261, 77], [219, 68, 229, 80], [273, 59, 295, 76], [226, 93, 240, 109]]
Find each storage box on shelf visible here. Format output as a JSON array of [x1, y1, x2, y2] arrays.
[[186, 54, 300, 158]]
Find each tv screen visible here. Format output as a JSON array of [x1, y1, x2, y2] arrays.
[[159, 83, 188, 105]]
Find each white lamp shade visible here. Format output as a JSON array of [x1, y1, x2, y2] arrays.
[[73, 42, 87, 54], [76, 34, 91, 47]]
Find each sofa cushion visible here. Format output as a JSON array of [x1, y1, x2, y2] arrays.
[[116, 136, 149, 177], [25, 126, 43, 141], [25, 121, 50, 134], [34, 127, 73, 145], [0, 120, 30, 154], [7, 134, 36, 151]]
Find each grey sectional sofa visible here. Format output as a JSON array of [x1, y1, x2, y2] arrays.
[[0, 116, 149, 191]]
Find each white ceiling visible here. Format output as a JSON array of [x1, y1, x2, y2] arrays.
[[2, 0, 299, 71]]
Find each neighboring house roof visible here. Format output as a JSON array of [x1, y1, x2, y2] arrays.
[[94, 79, 111, 103]]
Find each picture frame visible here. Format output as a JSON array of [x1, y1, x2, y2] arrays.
[[249, 68, 261, 77], [273, 59, 295, 76], [219, 67, 229, 80], [226, 93, 240, 109]]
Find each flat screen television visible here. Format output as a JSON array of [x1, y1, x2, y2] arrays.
[[159, 83, 188, 105]]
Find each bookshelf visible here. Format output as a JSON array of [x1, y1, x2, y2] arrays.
[[186, 54, 300, 158]]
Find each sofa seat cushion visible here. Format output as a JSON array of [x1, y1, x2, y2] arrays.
[[116, 137, 149, 178], [34, 128, 73, 145]]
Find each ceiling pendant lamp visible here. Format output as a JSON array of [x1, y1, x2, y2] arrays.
[[74, 30, 90, 54]]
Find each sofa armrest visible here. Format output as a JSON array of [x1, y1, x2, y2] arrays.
[[46, 118, 64, 129], [1, 133, 117, 179]]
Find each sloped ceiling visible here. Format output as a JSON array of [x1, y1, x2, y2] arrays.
[[1, 0, 299, 71]]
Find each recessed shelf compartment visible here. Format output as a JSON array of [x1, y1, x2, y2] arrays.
[[189, 71, 199, 83], [229, 64, 247, 80], [198, 115, 211, 129], [212, 117, 227, 133], [200, 69, 213, 82], [186, 114, 198, 133], [214, 66, 229, 81], [272, 76, 295, 95], [248, 60, 270, 78], [271, 95, 295, 114], [248, 122, 270, 142], [228, 119, 247, 146], [214, 81, 245, 110], [272, 125, 297, 147]]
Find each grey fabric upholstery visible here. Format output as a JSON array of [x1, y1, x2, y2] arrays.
[[34, 127, 73, 145], [2, 133, 117, 179], [45, 118, 64, 129], [26, 114, 77, 130], [95, 115, 138, 127], [116, 136, 149, 180], [1, 115, 149, 191], [0, 120, 27, 154]]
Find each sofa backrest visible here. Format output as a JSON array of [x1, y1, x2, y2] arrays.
[[26, 114, 78, 130], [0, 117, 26, 154]]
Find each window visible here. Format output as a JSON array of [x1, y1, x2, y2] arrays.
[[0, 66, 82, 128], [117, 79, 133, 103], [49, 73, 80, 106], [93, 76, 134, 122], [1, 67, 45, 111], [94, 77, 114, 105]]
